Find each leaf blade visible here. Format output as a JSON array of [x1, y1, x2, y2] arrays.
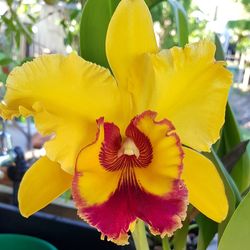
[[218, 190, 250, 250], [80, 0, 120, 67]]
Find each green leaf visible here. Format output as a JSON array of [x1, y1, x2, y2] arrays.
[[227, 19, 250, 30], [173, 217, 189, 250], [145, 0, 161, 8], [2, 16, 16, 31], [0, 57, 13, 66], [196, 214, 217, 250], [162, 236, 171, 250], [147, 0, 189, 47], [218, 190, 250, 250], [10, 9, 33, 44], [204, 149, 237, 238], [168, 0, 189, 47], [80, 0, 120, 67], [222, 105, 250, 192], [215, 33, 225, 61], [70, 9, 80, 20], [6, 0, 13, 6], [222, 140, 250, 172], [27, 14, 36, 23], [0, 52, 13, 66]]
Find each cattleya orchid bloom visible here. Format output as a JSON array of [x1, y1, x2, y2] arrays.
[[0, 0, 231, 245]]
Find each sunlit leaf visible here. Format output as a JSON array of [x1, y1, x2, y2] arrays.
[[80, 0, 120, 67], [218, 190, 250, 250]]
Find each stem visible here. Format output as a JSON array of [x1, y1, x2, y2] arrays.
[[131, 220, 149, 250], [162, 236, 171, 250]]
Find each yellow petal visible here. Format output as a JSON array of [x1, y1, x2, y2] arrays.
[[182, 147, 228, 222], [129, 40, 232, 152], [106, 0, 158, 85], [0, 53, 122, 173], [18, 156, 72, 218], [73, 119, 121, 206], [133, 111, 184, 196]]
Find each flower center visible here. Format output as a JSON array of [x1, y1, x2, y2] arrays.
[[99, 121, 153, 171], [118, 138, 140, 158]]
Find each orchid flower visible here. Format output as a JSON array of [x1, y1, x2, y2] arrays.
[[0, 0, 231, 245]]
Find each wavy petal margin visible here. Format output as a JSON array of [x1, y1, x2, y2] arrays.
[[72, 111, 188, 244], [0, 53, 122, 173], [128, 40, 232, 152]]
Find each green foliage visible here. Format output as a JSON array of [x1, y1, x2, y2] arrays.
[[196, 214, 217, 250], [205, 150, 237, 238], [60, 8, 82, 52], [0, 0, 40, 85], [80, 0, 120, 68], [228, 20, 250, 30], [150, 0, 206, 49], [240, 0, 250, 11], [218, 190, 250, 250], [219, 105, 250, 193], [150, 1, 179, 48], [168, 0, 188, 47], [227, 20, 250, 52], [145, 0, 161, 8], [0, 1, 36, 49], [0, 56, 13, 66], [172, 216, 189, 250]]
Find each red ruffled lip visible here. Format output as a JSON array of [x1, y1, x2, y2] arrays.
[[72, 110, 188, 245]]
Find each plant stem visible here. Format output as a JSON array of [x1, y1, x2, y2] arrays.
[[162, 236, 171, 250], [131, 220, 149, 250]]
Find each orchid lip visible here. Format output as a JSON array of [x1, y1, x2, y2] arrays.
[[73, 110, 188, 245]]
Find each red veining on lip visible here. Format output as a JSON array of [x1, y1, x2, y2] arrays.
[[72, 110, 188, 245], [73, 171, 188, 244], [99, 119, 153, 171]]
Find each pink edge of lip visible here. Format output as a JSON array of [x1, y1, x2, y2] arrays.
[[72, 171, 188, 243], [72, 171, 135, 245], [72, 111, 188, 244], [145, 179, 189, 237]]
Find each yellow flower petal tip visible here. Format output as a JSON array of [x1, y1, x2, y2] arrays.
[[106, 0, 158, 84], [18, 157, 72, 218], [182, 147, 229, 222]]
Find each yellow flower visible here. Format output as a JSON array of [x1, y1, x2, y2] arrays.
[[0, 0, 231, 245]]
